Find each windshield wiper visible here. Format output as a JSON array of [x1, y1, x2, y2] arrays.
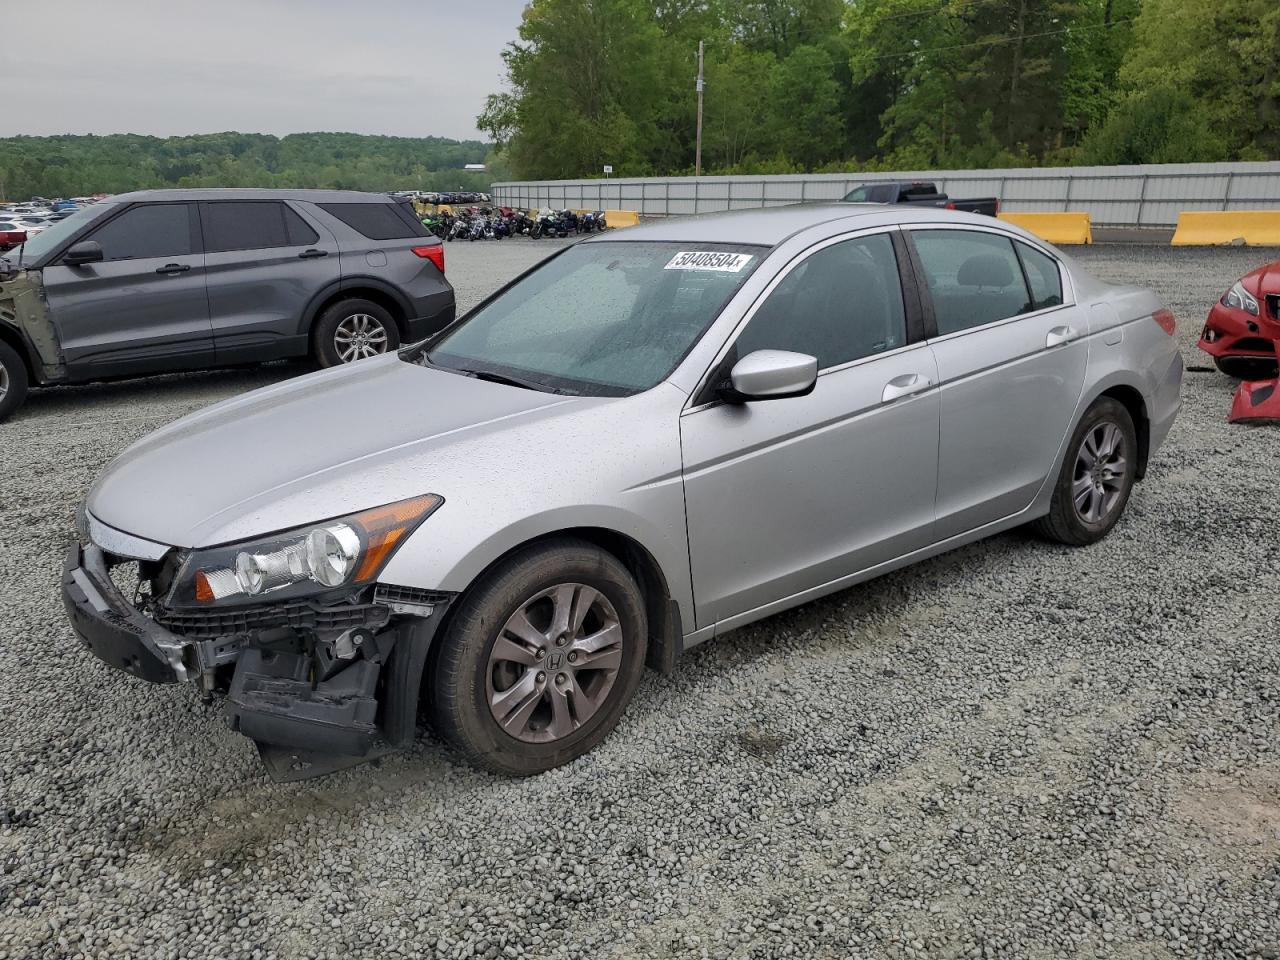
[[465, 369, 554, 392]]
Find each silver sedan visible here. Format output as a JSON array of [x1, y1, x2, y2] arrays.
[[64, 205, 1183, 777]]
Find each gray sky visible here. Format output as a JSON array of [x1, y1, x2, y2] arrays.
[[2, 0, 526, 141]]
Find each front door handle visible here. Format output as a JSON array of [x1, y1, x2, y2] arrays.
[[882, 372, 932, 403], [1046, 325, 1078, 348], [298, 248, 328, 259], [155, 263, 191, 274]]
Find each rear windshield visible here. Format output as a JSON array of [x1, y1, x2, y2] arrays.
[[423, 241, 765, 396], [317, 202, 427, 240]]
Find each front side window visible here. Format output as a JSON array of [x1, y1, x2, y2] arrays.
[[912, 229, 1032, 335], [202, 201, 319, 253], [424, 241, 763, 396], [85, 204, 192, 262], [734, 233, 907, 369]]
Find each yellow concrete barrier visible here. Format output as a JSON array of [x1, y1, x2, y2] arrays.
[[1171, 211, 1280, 246], [998, 212, 1092, 245], [603, 209, 641, 228]]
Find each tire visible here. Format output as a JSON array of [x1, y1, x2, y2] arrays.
[[1215, 355, 1278, 380], [1033, 397, 1137, 546], [0, 340, 29, 423], [431, 538, 648, 775], [311, 298, 400, 368]]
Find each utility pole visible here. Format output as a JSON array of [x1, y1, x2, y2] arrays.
[[695, 40, 705, 177]]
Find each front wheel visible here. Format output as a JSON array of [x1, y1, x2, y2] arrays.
[[1033, 397, 1137, 546], [0, 340, 30, 423], [312, 299, 400, 368], [431, 539, 648, 775]]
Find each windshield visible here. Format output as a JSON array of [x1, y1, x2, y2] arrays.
[[9, 203, 113, 264], [423, 241, 765, 396]]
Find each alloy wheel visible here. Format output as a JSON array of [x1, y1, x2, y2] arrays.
[[486, 582, 624, 744], [333, 313, 390, 362], [1072, 420, 1128, 524]]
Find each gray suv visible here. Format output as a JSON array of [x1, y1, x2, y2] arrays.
[[0, 189, 454, 422]]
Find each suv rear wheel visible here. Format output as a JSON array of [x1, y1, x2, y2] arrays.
[[312, 298, 401, 368], [0, 340, 29, 423], [431, 538, 648, 775]]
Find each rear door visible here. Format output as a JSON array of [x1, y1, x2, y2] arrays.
[[908, 226, 1088, 539], [42, 201, 214, 379], [199, 200, 341, 363]]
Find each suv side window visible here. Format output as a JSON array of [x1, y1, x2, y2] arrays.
[[734, 232, 908, 370], [317, 202, 427, 240], [912, 229, 1032, 335], [201, 201, 319, 253], [84, 203, 193, 262], [1016, 241, 1064, 310]]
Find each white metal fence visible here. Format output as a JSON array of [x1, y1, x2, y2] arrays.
[[492, 162, 1280, 228]]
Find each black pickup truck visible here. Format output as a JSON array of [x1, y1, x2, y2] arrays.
[[842, 181, 999, 217]]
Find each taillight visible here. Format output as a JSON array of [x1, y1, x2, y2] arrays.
[[945, 202, 956, 210], [412, 244, 445, 274], [993, 198, 1000, 215], [1153, 309, 1177, 336]]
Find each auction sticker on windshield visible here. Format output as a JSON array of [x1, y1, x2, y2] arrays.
[[664, 251, 754, 272]]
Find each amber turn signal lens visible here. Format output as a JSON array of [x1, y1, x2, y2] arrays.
[[351, 493, 443, 583]]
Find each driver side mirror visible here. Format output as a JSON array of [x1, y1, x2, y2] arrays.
[[63, 240, 104, 267], [718, 349, 818, 404]]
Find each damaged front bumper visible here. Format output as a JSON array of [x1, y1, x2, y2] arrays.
[[62, 538, 452, 767]]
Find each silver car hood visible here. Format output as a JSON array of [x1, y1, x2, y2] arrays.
[[87, 356, 591, 548]]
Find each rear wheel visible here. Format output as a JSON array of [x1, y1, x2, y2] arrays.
[[312, 299, 400, 368], [1033, 397, 1137, 546], [0, 340, 29, 423], [1215, 356, 1278, 380], [431, 538, 648, 775]]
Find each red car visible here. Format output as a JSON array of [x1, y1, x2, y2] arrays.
[[0, 221, 27, 252], [1199, 260, 1280, 378]]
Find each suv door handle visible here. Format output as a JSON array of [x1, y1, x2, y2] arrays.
[[1046, 325, 1078, 348], [882, 372, 932, 403], [298, 248, 328, 259], [155, 263, 191, 274]]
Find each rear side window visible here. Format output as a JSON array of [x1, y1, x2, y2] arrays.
[[201, 201, 319, 253], [736, 233, 907, 369], [84, 204, 193, 261], [317, 202, 426, 240], [1016, 242, 1064, 310], [912, 230, 1031, 336]]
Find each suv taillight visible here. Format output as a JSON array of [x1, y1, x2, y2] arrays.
[[1153, 309, 1177, 336], [412, 244, 445, 274]]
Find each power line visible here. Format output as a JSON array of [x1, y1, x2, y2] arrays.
[[867, 16, 1137, 62]]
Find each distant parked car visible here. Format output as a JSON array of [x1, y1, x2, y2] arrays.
[[0, 188, 454, 422], [1198, 259, 1279, 379], [843, 181, 1000, 217], [0, 222, 27, 252]]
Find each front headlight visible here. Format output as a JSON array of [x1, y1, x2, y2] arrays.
[[1222, 281, 1260, 316], [171, 494, 442, 607]]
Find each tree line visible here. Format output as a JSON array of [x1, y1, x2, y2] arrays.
[[0, 133, 498, 200], [479, 0, 1280, 179]]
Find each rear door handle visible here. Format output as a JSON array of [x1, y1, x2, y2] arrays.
[[155, 263, 191, 274], [298, 248, 328, 259], [882, 372, 932, 403], [1046, 325, 1078, 348]]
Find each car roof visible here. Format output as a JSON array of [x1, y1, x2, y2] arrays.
[[105, 188, 402, 204], [582, 203, 1010, 248]]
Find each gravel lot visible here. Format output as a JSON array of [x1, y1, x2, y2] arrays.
[[2, 240, 1279, 960]]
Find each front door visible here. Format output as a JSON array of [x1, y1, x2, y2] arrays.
[[43, 201, 213, 379], [908, 227, 1090, 539], [681, 231, 940, 630]]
